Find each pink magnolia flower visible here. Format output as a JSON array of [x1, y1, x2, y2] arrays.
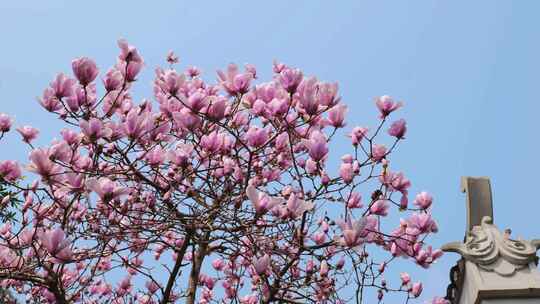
[[166, 50, 179, 65], [317, 82, 339, 106], [207, 96, 227, 120], [349, 126, 369, 145], [339, 162, 354, 183], [0, 113, 13, 132], [212, 259, 225, 271], [0, 223, 11, 237], [347, 192, 363, 209], [411, 281, 423, 297], [186, 92, 209, 113], [375, 95, 402, 118], [245, 63, 257, 79], [378, 262, 386, 273], [80, 118, 111, 141], [285, 193, 313, 219], [245, 126, 269, 148], [118, 39, 143, 63], [253, 254, 270, 275], [144, 146, 166, 166], [201, 275, 216, 290], [173, 108, 201, 130], [217, 63, 253, 95], [27, 148, 61, 178], [341, 154, 353, 164], [64, 92, 81, 113], [246, 185, 281, 215], [251, 99, 266, 116], [48, 141, 71, 163], [306, 259, 315, 273], [370, 200, 389, 216], [414, 191, 433, 209], [400, 272, 411, 286], [337, 217, 368, 247], [382, 172, 410, 208], [0, 246, 22, 268], [336, 256, 345, 269], [399, 194, 409, 210], [305, 158, 318, 175], [431, 296, 450, 304], [50, 73, 75, 99], [268, 97, 289, 116], [65, 172, 84, 190], [388, 119, 407, 138], [320, 220, 330, 233], [327, 104, 347, 128], [116, 275, 132, 296], [60, 128, 82, 145], [390, 172, 411, 193], [240, 294, 258, 304], [39, 228, 73, 262], [38, 87, 62, 112], [305, 130, 328, 162], [105, 122, 125, 142], [415, 245, 443, 268], [296, 77, 321, 115], [321, 172, 330, 185], [86, 178, 129, 202], [371, 144, 387, 161], [168, 144, 194, 167], [253, 82, 281, 103], [200, 131, 227, 153], [145, 281, 160, 294], [72, 57, 99, 86], [16, 126, 39, 143], [273, 133, 288, 152], [18, 229, 35, 246], [390, 229, 416, 257], [273, 60, 286, 73], [186, 66, 201, 78], [160, 69, 186, 95], [278, 68, 303, 92], [0, 160, 21, 182], [102, 68, 123, 91], [97, 281, 112, 296], [319, 260, 329, 277], [311, 231, 327, 245], [124, 109, 150, 139], [231, 112, 248, 127], [408, 213, 438, 234], [118, 57, 143, 83], [41, 290, 56, 302]]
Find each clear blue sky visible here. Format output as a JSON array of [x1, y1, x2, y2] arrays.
[[1, 1, 539, 302]]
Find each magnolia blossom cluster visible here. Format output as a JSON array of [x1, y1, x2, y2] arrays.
[[0, 40, 447, 304]]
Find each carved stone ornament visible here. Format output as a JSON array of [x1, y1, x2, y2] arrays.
[[443, 216, 540, 276], [442, 177, 540, 304]]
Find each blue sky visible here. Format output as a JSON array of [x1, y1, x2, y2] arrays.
[[1, 1, 539, 302]]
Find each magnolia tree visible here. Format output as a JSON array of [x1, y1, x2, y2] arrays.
[[0, 40, 448, 304]]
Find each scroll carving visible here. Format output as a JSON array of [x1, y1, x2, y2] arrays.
[[442, 216, 540, 276]]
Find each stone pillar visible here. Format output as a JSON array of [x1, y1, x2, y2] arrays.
[[442, 177, 540, 304]]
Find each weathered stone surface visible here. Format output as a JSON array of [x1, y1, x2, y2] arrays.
[[461, 177, 493, 233], [482, 299, 540, 304]]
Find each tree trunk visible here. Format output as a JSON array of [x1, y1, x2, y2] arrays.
[[161, 233, 191, 304], [185, 232, 210, 304]]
